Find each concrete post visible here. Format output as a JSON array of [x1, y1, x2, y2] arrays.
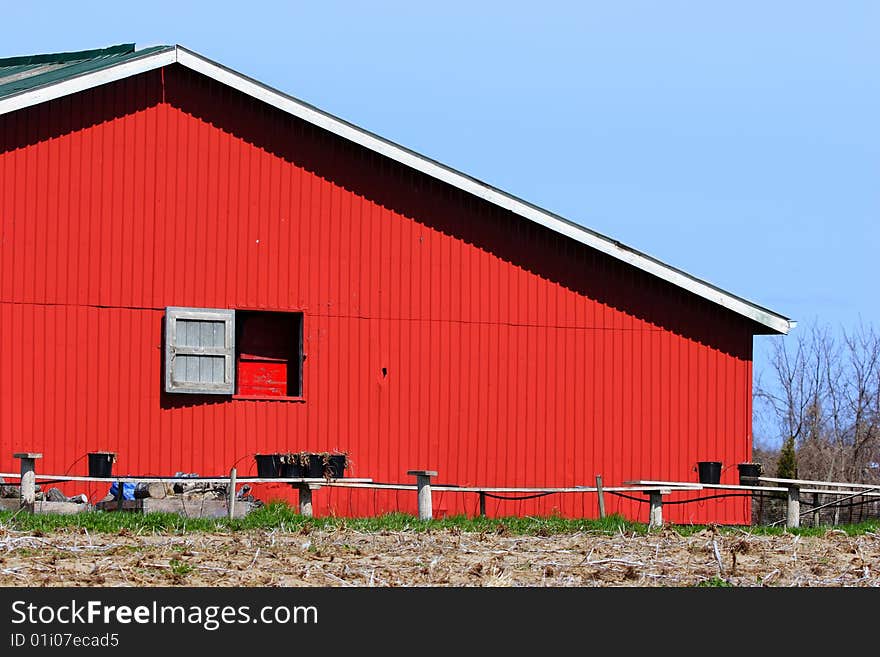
[[648, 491, 663, 529], [298, 484, 314, 517], [407, 470, 438, 521], [786, 485, 800, 529], [13, 453, 42, 512]]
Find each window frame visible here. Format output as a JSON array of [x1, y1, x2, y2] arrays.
[[233, 309, 304, 400]]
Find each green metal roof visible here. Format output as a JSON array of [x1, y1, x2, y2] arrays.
[[0, 43, 173, 100]]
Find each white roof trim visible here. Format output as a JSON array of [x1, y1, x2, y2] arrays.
[[0, 44, 794, 334]]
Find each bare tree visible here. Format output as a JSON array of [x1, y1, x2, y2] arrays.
[[755, 322, 880, 484]]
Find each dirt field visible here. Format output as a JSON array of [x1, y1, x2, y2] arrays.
[[1, 525, 877, 587]]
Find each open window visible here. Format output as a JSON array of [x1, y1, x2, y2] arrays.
[[164, 307, 303, 398], [235, 310, 303, 398]]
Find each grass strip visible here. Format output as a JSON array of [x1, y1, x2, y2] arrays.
[[1, 503, 877, 537]]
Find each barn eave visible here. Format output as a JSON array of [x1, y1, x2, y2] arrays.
[[0, 43, 795, 335]]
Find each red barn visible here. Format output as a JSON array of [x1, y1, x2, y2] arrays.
[[0, 44, 793, 523]]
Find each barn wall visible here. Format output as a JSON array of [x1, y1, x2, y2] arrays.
[[0, 66, 756, 522]]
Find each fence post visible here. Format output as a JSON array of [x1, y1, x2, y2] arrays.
[[298, 484, 314, 517], [786, 485, 800, 529], [407, 470, 438, 521], [227, 467, 237, 520], [647, 490, 664, 529], [812, 492, 819, 528], [13, 453, 42, 512], [595, 475, 606, 519], [116, 478, 124, 511], [479, 492, 486, 517]]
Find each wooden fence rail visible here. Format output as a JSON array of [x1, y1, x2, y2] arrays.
[[3, 458, 880, 528]]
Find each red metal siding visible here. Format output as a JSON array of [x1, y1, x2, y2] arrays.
[[0, 66, 756, 522]]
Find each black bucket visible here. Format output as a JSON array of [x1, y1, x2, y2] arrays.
[[255, 454, 282, 478], [306, 454, 325, 478], [88, 452, 116, 478], [737, 462, 763, 485], [697, 461, 722, 484], [280, 459, 305, 478], [325, 455, 347, 479]]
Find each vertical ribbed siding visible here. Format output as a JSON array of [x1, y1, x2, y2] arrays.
[[0, 66, 755, 523]]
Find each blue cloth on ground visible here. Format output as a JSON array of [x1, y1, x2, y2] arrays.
[[108, 482, 136, 500]]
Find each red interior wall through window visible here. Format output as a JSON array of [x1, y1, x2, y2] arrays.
[[236, 312, 301, 397]]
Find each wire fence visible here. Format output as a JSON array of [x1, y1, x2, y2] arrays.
[[753, 491, 880, 527], [4, 466, 880, 527]]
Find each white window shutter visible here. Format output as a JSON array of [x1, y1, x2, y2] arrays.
[[165, 307, 235, 394]]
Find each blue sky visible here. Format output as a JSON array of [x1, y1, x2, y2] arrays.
[[4, 2, 878, 440]]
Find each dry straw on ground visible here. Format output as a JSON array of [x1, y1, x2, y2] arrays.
[[1, 525, 878, 587]]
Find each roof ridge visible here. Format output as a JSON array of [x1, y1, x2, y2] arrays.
[[0, 43, 136, 68]]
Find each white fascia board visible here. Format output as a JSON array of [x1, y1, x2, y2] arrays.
[[177, 47, 793, 335], [0, 48, 177, 116]]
